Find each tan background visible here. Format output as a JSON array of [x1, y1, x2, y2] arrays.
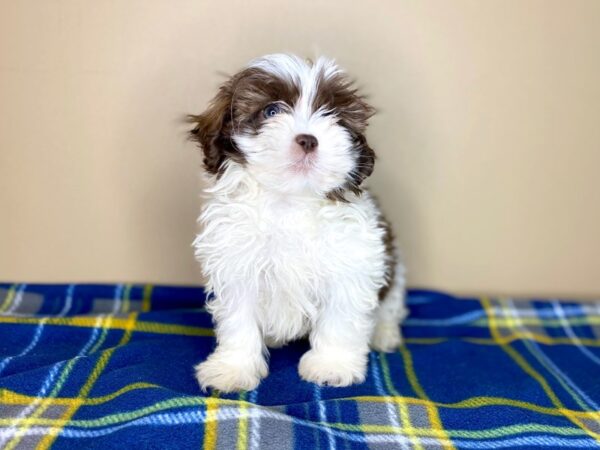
[[1, 1, 599, 298]]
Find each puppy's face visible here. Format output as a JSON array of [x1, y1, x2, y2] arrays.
[[190, 54, 375, 199]]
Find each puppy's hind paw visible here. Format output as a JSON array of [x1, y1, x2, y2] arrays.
[[371, 322, 402, 352]]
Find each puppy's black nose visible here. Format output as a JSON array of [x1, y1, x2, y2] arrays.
[[295, 134, 318, 153]]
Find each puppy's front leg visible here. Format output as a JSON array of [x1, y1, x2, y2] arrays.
[[195, 286, 267, 392], [299, 279, 377, 387]]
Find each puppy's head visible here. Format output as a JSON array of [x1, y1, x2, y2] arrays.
[[189, 54, 375, 199]]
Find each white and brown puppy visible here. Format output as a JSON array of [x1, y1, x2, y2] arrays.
[[189, 54, 407, 392]]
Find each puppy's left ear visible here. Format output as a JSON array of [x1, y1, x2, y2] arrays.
[[349, 133, 376, 192], [341, 92, 376, 193]]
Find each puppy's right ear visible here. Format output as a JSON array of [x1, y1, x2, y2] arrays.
[[188, 83, 242, 175]]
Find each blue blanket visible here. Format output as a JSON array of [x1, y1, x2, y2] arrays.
[[0, 283, 599, 449]]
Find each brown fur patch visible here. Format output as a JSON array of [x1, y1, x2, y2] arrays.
[[347, 132, 376, 192], [189, 68, 301, 175], [378, 213, 397, 301], [313, 69, 376, 200], [369, 194, 397, 301], [312, 70, 375, 133], [229, 68, 300, 135]]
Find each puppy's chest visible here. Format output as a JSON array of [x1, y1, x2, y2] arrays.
[[201, 196, 378, 287], [219, 198, 346, 277], [253, 202, 325, 268]]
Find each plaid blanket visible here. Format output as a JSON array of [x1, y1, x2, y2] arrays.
[[0, 284, 599, 449]]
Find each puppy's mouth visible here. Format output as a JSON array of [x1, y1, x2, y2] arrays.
[[290, 154, 317, 174]]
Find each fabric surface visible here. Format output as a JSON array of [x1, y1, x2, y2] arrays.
[[0, 284, 598, 449]]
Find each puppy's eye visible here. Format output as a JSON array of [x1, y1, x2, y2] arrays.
[[263, 103, 283, 118]]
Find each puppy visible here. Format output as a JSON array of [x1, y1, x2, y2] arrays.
[[189, 54, 407, 392]]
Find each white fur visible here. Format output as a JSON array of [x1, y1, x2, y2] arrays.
[[193, 55, 407, 392]]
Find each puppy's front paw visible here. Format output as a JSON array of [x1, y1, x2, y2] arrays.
[[195, 350, 267, 393], [299, 349, 367, 387], [371, 322, 402, 352]]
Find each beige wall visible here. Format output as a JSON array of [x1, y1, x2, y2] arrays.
[[1, 1, 599, 298]]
